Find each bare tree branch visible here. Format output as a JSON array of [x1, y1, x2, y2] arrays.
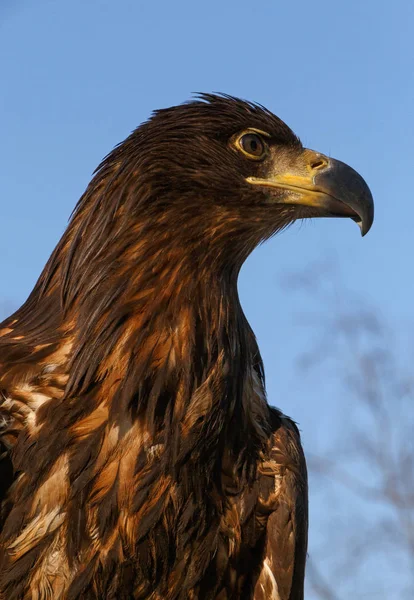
[[286, 262, 414, 599]]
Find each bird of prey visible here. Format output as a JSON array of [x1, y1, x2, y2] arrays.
[[0, 94, 373, 600]]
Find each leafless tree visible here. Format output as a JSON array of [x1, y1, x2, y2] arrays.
[[284, 262, 414, 599]]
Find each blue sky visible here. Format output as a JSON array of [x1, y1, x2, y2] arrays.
[[1, 1, 413, 597]]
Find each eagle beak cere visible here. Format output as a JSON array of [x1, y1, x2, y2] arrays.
[[246, 149, 374, 236]]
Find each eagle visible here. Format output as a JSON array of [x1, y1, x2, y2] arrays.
[[0, 94, 373, 600]]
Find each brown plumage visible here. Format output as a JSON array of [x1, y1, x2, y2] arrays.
[[0, 94, 373, 599]]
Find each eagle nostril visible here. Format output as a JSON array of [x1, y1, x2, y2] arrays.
[[310, 158, 328, 171]]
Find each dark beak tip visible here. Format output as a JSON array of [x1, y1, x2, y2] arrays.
[[356, 210, 374, 237], [318, 158, 374, 238], [359, 191, 374, 237], [362, 218, 374, 237]]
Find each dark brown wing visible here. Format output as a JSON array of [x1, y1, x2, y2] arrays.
[[254, 408, 308, 600]]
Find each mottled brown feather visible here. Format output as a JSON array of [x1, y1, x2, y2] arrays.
[[0, 94, 307, 599]]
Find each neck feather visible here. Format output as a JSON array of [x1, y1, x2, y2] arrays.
[[2, 194, 272, 475]]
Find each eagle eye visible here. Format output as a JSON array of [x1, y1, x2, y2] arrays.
[[236, 132, 267, 160]]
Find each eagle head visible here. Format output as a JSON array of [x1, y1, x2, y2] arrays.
[[66, 93, 373, 288]]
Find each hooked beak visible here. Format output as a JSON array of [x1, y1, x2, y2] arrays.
[[246, 149, 374, 236]]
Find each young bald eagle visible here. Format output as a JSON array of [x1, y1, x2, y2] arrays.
[[0, 95, 373, 599]]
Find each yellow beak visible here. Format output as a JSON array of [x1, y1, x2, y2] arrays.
[[247, 149, 374, 236]]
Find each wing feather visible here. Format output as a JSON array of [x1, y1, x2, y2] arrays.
[[254, 408, 308, 600]]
